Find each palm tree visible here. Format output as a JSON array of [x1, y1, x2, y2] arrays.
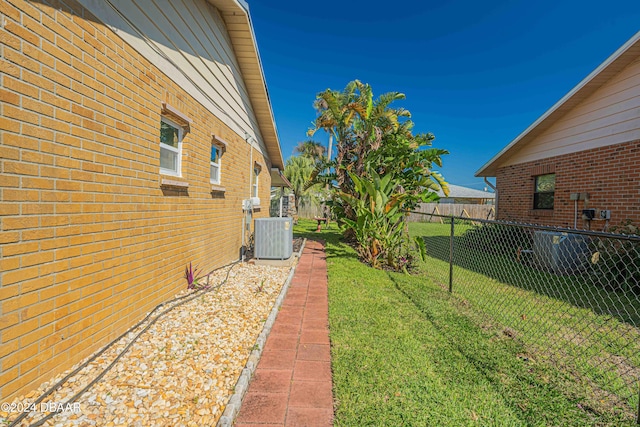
[[305, 81, 449, 248], [283, 156, 316, 212], [294, 140, 326, 163], [308, 80, 409, 192]]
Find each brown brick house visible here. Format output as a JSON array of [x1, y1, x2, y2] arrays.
[[0, 0, 285, 400], [476, 31, 640, 230]]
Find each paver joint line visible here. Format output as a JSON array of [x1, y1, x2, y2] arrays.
[[235, 239, 333, 427]]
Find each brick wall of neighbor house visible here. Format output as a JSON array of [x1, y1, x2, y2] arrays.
[[0, 0, 272, 400], [496, 139, 640, 228]]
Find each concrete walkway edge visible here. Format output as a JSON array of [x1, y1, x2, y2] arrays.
[[216, 242, 302, 426], [233, 240, 333, 426]]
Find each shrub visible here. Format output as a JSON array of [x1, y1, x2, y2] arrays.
[[461, 223, 532, 257], [590, 220, 640, 294]]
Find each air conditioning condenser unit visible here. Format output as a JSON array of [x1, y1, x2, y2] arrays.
[[533, 231, 589, 274], [254, 217, 293, 260]]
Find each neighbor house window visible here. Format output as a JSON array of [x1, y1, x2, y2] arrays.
[[534, 173, 555, 209], [252, 165, 260, 198], [160, 117, 182, 176], [210, 144, 221, 184]]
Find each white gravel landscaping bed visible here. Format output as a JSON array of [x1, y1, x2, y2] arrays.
[[2, 262, 293, 427]]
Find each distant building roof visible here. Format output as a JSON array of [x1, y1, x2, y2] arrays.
[[438, 184, 495, 199]]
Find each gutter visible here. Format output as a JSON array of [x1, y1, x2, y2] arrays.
[[484, 177, 497, 213]]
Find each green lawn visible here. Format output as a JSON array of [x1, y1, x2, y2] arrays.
[[410, 221, 640, 416], [294, 219, 637, 426]]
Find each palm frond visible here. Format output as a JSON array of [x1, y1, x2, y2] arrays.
[[430, 171, 449, 197]]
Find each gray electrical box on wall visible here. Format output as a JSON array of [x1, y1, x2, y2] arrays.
[[599, 210, 611, 220], [582, 209, 596, 220], [570, 193, 589, 201]]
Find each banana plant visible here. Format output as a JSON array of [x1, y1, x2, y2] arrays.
[[304, 80, 450, 269], [338, 170, 409, 269]]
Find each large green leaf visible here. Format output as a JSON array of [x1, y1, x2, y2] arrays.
[[306, 79, 449, 270]]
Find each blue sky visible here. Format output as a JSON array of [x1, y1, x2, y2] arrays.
[[248, 1, 640, 190]]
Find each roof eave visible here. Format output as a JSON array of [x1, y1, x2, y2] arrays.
[[475, 30, 640, 178], [270, 167, 292, 188], [207, 0, 284, 170]]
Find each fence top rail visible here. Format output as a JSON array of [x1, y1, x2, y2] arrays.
[[408, 210, 640, 242]]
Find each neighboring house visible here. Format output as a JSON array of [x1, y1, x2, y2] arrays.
[[436, 184, 495, 205], [476, 31, 640, 229], [0, 0, 284, 400]]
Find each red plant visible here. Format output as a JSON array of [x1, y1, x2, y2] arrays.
[[184, 262, 202, 290]]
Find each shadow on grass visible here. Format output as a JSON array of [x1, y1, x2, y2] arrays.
[[413, 225, 640, 328], [385, 269, 635, 426], [294, 219, 359, 262]]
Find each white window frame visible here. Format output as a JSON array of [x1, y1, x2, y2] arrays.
[[159, 116, 183, 177], [252, 165, 260, 198], [210, 143, 222, 185]]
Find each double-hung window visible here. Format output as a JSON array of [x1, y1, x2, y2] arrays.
[[533, 174, 555, 210], [159, 117, 182, 177], [210, 144, 221, 185]]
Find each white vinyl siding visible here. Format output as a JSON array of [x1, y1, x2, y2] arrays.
[[503, 58, 640, 167], [76, 0, 270, 157]]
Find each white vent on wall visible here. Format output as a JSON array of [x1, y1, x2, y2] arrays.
[[254, 218, 293, 260]]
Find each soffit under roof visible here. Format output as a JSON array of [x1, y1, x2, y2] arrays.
[[207, 0, 284, 170]]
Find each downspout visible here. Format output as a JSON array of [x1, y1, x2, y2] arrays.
[[249, 142, 254, 200], [484, 177, 497, 212], [241, 135, 254, 262], [323, 134, 334, 218]]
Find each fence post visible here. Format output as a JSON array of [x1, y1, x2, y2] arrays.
[[449, 216, 454, 293], [637, 383, 640, 425]]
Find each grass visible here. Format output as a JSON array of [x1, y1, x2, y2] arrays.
[[410, 221, 640, 415], [412, 222, 640, 326], [294, 218, 637, 426]]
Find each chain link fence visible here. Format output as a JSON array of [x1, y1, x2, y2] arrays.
[[410, 212, 640, 423]]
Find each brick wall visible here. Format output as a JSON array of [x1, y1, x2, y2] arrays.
[[0, 0, 272, 400], [496, 139, 640, 229]]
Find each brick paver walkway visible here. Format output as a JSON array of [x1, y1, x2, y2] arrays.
[[235, 240, 333, 426]]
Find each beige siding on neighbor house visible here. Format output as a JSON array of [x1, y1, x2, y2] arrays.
[[502, 58, 640, 167], [77, 0, 271, 162]]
